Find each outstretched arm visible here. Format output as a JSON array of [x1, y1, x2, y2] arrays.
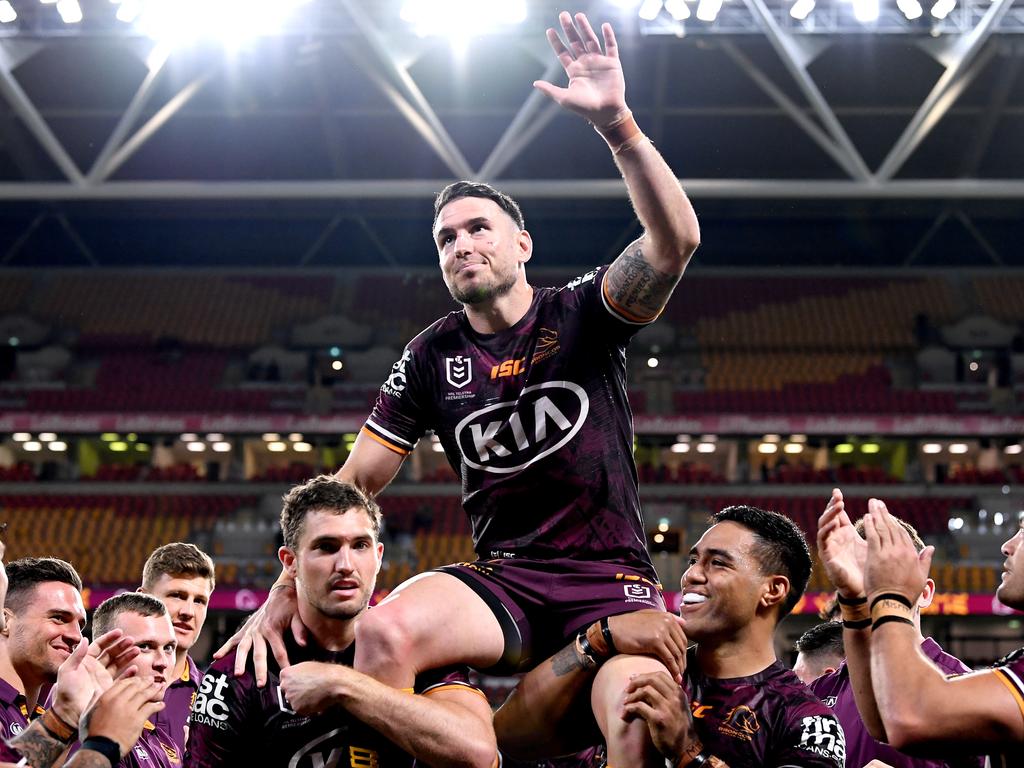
[[536, 11, 700, 321]]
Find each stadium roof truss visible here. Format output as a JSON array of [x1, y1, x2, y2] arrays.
[[0, 0, 1021, 204]]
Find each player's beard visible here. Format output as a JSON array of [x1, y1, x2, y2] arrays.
[[447, 264, 517, 306], [310, 584, 372, 622]]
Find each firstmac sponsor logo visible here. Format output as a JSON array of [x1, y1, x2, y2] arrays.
[[455, 381, 588, 474]]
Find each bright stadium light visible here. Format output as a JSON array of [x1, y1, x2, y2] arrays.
[[639, 0, 664, 20], [670, 442, 690, 453], [695, 0, 723, 22], [758, 442, 778, 454], [130, 0, 314, 47], [116, 0, 143, 23], [12, 432, 30, 442], [790, 0, 815, 20], [0, 2, 17, 23], [212, 441, 232, 452], [49, 441, 67, 451], [1006, 443, 1023, 455], [56, 0, 82, 23], [852, 0, 880, 22], [23, 441, 42, 452], [931, 0, 956, 18], [783, 443, 804, 454], [186, 441, 206, 452], [922, 442, 942, 454], [401, 0, 527, 39], [664, 0, 691, 19], [949, 442, 969, 454], [995, 512, 1005, 527], [897, 0, 924, 18]]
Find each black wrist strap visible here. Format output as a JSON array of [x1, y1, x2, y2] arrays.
[[843, 617, 872, 630], [81, 736, 121, 767], [836, 593, 867, 606], [675, 749, 712, 768], [872, 615, 915, 630], [600, 616, 618, 655]]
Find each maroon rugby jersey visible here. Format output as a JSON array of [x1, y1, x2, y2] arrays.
[[810, 637, 982, 768], [364, 266, 656, 576], [685, 650, 846, 767], [0, 676, 40, 759], [186, 634, 479, 767], [987, 646, 1024, 768], [151, 654, 200, 755]]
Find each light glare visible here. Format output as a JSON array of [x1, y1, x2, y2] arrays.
[[931, 0, 955, 18], [922, 442, 942, 454], [23, 441, 42, 452], [897, 0, 923, 17], [639, 0, 664, 20], [0, 2, 17, 23], [695, 0, 723, 21], [56, 0, 83, 23], [132, 0, 314, 46], [401, 0, 527, 39], [852, 0, 879, 21], [664, 0, 690, 19], [790, 0, 815, 20]]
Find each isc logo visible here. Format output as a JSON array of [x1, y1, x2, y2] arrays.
[[454, 381, 589, 474], [490, 357, 526, 380]]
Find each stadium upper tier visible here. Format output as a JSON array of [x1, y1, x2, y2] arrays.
[[1, 269, 1020, 416]]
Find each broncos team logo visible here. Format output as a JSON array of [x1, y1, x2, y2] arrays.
[[454, 381, 589, 474], [719, 705, 760, 741]]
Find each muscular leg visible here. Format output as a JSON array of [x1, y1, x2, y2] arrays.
[[353, 571, 506, 687], [591, 655, 668, 768]]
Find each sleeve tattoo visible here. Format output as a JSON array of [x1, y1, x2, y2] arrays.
[[605, 244, 682, 320], [8, 720, 72, 768]]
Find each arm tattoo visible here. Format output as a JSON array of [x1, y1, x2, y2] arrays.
[[551, 644, 586, 677], [8, 720, 71, 768], [606, 244, 682, 321]]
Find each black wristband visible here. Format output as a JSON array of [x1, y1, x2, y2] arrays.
[[836, 593, 867, 606], [676, 749, 712, 768], [869, 592, 914, 610], [872, 615, 915, 630], [842, 618, 872, 630], [600, 616, 618, 655], [577, 631, 600, 667], [81, 736, 121, 767]]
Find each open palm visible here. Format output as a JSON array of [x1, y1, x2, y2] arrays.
[[818, 490, 868, 596], [535, 12, 627, 128]]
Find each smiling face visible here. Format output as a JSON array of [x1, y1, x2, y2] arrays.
[[434, 196, 531, 306], [282, 508, 383, 623], [997, 524, 1024, 609], [6, 582, 85, 683], [679, 521, 788, 642], [143, 573, 212, 654]]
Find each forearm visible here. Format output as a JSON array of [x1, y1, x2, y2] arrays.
[[870, 622, 949, 749], [332, 671, 495, 768], [7, 719, 71, 768], [604, 120, 700, 270], [844, 625, 889, 740], [63, 751, 111, 768], [494, 641, 595, 758]]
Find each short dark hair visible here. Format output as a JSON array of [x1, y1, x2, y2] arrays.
[[280, 475, 382, 551], [6, 557, 83, 613], [795, 620, 845, 659], [142, 542, 216, 590], [92, 592, 168, 638], [711, 505, 812, 619], [433, 181, 525, 230]]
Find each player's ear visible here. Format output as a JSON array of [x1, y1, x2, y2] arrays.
[[375, 542, 384, 576], [761, 575, 790, 612], [917, 577, 936, 610], [279, 546, 297, 579], [517, 228, 533, 265]]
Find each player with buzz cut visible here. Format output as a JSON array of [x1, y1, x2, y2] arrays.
[[218, 8, 700, 766], [793, 620, 845, 686], [138, 541, 215, 754]]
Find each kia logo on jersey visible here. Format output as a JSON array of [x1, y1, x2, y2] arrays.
[[454, 381, 589, 474]]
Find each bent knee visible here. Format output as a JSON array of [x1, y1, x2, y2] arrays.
[[354, 604, 419, 668]]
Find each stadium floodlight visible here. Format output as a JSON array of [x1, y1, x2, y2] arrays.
[[995, 512, 1005, 526], [930, 0, 956, 18], [261, 432, 280, 441], [288, 432, 303, 442], [180, 432, 198, 442], [400, 0, 527, 40], [670, 442, 690, 453], [0, 2, 16, 23], [949, 442, 969, 454], [267, 441, 287, 452], [757, 442, 778, 454], [664, 0, 691, 19], [39, 0, 58, 5], [897, 0, 924, 19], [186, 441, 206, 452], [212, 441, 232, 452], [131, 0, 314, 47], [852, 0, 880, 22], [639, 0, 664, 20], [294, 441, 313, 452], [1006, 443, 1023, 455], [23, 441, 42, 452], [861, 442, 881, 453], [790, 0, 815, 20], [762, 433, 781, 443], [12, 432, 30, 442], [835, 443, 855, 454], [783, 443, 803, 454], [695, 0, 723, 22], [696, 442, 716, 453], [206, 433, 224, 442], [49, 441, 67, 451], [55, 0, 82, 23], [922, 442, 942, 454], [38, 432, 57, 442]]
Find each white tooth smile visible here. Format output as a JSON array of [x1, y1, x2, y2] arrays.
[[682, 594, 707, 605]]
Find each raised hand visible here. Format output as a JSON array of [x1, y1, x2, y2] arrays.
[[817, 487, 868, 598], [78, 677, 165, 757], [863, 499, 933, 604], [621, 672, 699, 760], [534, 11, 628, 129]]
